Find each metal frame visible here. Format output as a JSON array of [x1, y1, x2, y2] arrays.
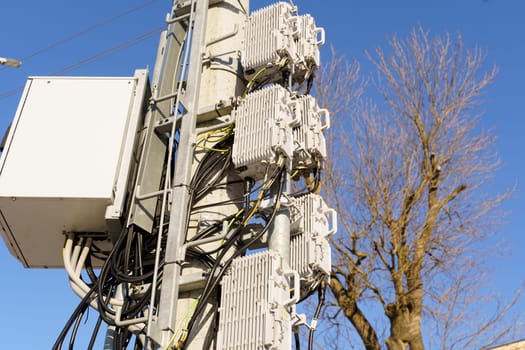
[[150, 0, 210, 347]]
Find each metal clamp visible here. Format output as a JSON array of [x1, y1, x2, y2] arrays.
[[284, 270, 301, 306], [323, 207, 338, 236], [315, 27, 325, 46], [318, 108, 330, 131]]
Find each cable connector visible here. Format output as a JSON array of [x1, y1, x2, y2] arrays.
[[174, 329, 188, 350]]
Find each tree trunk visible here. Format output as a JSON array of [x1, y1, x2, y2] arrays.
[[385, 298, 425, 350], [330, 277, 381, 350]]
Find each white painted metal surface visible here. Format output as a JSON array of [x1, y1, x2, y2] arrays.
[[232, 84, 296, 179], [242, 3, 324, 84], [0, 72, 147, 267], [289, 194, 336, 295], [217, 251, 295, 350], [292, 94, 329, 169], [295, 15, 324, 69], [242, 2, 295, 75], [290, 193, 336, 239]]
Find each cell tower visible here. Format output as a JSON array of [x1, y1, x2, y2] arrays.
[[0, 1, 336, 349]]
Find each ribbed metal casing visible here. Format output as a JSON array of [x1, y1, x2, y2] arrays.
[[289, 194, 336, 293], [290, 230, 331, 296], [290, 193, 336, 240], [292, 95, 329, 169], [232, 84, 296, 179], [242, 2, 296, 74], [242, 3, 324, 84], [294, 15, 323, 68], [217, 251, 292, 350]]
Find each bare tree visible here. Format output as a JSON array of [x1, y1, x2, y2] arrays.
[[314, 27, 517, 350]]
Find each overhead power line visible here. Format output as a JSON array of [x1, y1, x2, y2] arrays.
[[0, 0, 158, 72], [0, 26, 164, 100], [51, 26, 164, 75]]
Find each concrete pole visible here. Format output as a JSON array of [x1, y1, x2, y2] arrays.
[[197, 0, 248, 114], [268, 174, 291, 266], [153, 0, 248, 349], [171, 1, 249, 349]]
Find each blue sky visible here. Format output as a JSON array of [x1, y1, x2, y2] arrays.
[[1, 0, 524, 348]]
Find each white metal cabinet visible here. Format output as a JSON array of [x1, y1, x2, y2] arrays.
[[0, 70, 148, 267]]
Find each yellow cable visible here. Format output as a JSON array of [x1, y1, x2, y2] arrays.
[[242, 166, 270, 225], [228, 208, 245, 229], [242, 66, 267, 97], [242, 156, 285, 225], [163, 297, 201, 350], [195, 126, 233, 152], [194, 145, 230, 153], [214, 208, 246, 259], [241, 57, 289, 97]]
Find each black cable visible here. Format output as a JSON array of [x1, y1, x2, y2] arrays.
[[191, 140, 233, 204], [110, 230, 156, 283], [311, 166, 322, 194], [192, 222, 243, 301], [135, 232, 144, 277], [182, 164, 284, 337], [52, 284, 97, 350], [123, 230, 134, 275], [294, 330, 301, 350], [187, 247, 216, 268], [68, 309, 84, 350], [55, 237, 133, 349], [87, 316, 103, 350], [133, 338, 144, 350], [308, 281, 327, 350], [89, 241, 111, 261], [96, 230, 130, 323], [84, 254, 99, 284], [115, 322, 133, 349], [173, 138, 234, 252], [185, 195, 282, 348], [191, 141, 227, 187], [182, 167, 286, 348], [306, 69, 316, 95], [120, 287, 152, 320], [187, 221, 223, 242], [297, 272, 326, 303], [103, 228, 156, 321], [193, 155, 223, 196], [187, 210, 245, 243], [191, 231, 238, 257], [243, 177, 255, 221], [190, 197, 245, 212], [194, 152, 230, 195]]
